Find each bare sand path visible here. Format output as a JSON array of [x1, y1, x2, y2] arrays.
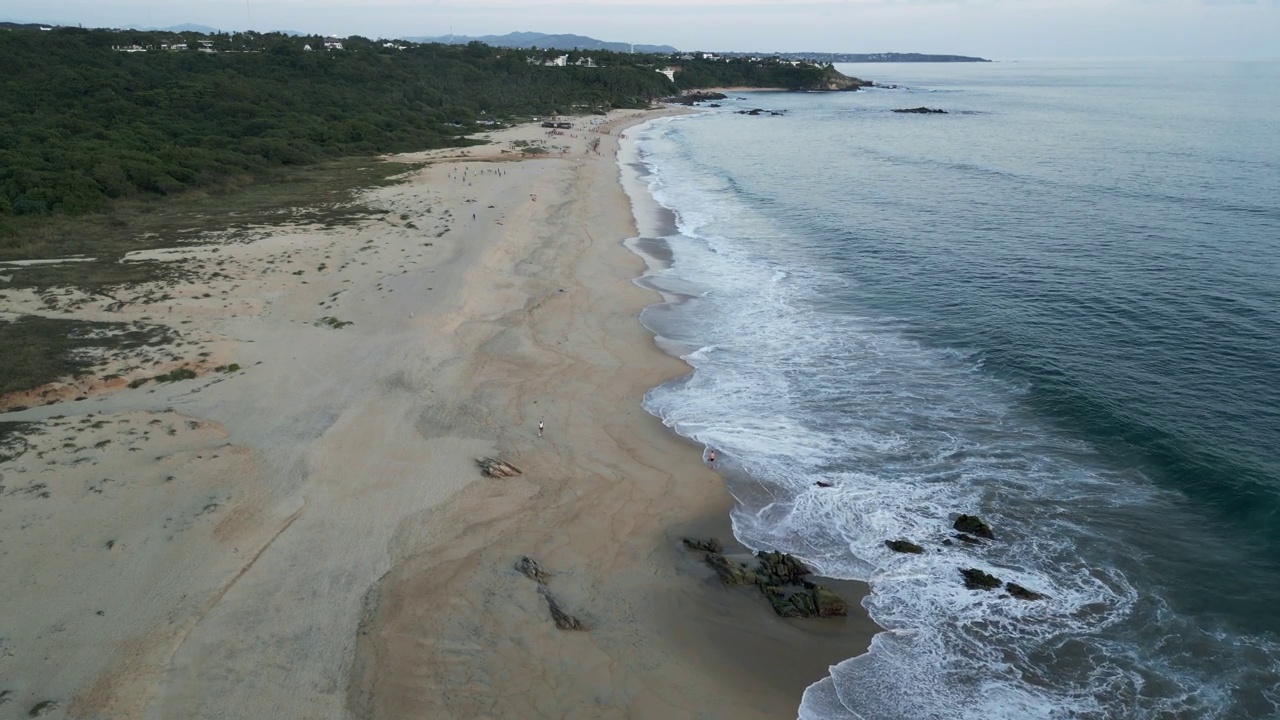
[[0, 109, 875, 720]]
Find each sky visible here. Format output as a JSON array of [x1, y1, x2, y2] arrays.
[[4, 0, 1279, 59]]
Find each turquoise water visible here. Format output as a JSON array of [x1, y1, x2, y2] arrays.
[[629, 60, 1280, 718]]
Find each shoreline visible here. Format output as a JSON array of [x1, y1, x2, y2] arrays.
[[354, 108, 878, 718], [0, 106, 875, 719]]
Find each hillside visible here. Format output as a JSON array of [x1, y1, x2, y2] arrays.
[[410, 31, 677, 54], [0, 27, 676, 230]]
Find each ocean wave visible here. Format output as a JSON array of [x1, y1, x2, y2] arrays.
[[623, 113, 1280, 719]]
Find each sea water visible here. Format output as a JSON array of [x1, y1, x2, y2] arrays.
[[622, 60, 1280, 719]]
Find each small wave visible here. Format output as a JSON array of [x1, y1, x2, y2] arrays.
[[623, 111, 1280, 719]]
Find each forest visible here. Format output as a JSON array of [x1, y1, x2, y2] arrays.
[[0, 28, 675, 227], [0, 27, 846, 234]]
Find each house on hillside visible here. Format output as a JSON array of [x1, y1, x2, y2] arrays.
[[198, 40, 216, 53], [382, 42, 406, 50], [303, 44, 313, 51], [169, 42, 188, 51], [573, 56, 597, 68], [324, 36, 344, 51], [658, 67, 678, 82], [544, 54, 568, 67], [112, 44, 147, 52]]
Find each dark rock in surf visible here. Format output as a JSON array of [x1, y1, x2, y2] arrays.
[[954, 533, 982, 544], [1006, 582, 1046, 601], [885, 539, 925, 554], [682, 537, 724, 554], [892, 106, 947, 114], [953, 514, 994, 539], [815, 480, 835, 488], [961, 568, 1002, 590]]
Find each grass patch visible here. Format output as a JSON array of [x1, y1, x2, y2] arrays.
[[0, 158, 422, 290], [0, 422, 33, 462], [153, 367, 197, 383], [0, 316, 177, 396], [315, 316, 353, 329]]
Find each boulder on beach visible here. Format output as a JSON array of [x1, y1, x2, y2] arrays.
[[1006, 582, 1046, 601], [682, 537, 724, 554], [762, 582, 849, 618], [476, 457, 522, 478], [953, 514, 994, 539], [961, 567, 1002, 590], [515, 556, 548, 584], [892, 107, 948, 114], [705, 552, 758, 585], [756, 550, 811, 585], [540, 587, 587, 630], [812, 584, 849, 617], [885, 539, 925, 554], [701, 548, 848, 618], [29, 701, 60, 717]]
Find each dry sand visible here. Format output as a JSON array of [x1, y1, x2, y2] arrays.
[[0, 108, 876, 719]]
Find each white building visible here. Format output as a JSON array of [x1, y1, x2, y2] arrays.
[[198, 40, 216, 53], [544, 54, 569, 67], [112, 44, 147, 53], [324, 36, 344, 51], [658, 67, 677, 82]]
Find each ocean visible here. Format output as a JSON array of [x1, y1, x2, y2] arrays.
[[620, 59, 1280, 719]]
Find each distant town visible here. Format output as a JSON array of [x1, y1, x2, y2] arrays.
[[3, 22, 988, 62]]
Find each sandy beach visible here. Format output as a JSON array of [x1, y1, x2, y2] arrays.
[[0, 107, 875, 719]]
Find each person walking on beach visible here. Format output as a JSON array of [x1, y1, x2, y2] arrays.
[[707, 449, 716, 466], [538, 420, 544, 438]]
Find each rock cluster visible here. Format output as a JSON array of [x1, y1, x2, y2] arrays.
[[735, 108, 786, 116], [883, 515, 1048, 600], [514, 556, 587, 630], [892, 107, 948, 114], [665, 91, 728, 105], [681, 537, 723, 553], [686, 539, 848, 618], [476, 457, 522, 478]]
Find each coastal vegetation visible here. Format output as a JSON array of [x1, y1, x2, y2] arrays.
[[0, 27, 673, 235], [0, 27, 863, 241]]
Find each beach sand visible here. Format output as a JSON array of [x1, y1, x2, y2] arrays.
[[0, 108, 876, 719]]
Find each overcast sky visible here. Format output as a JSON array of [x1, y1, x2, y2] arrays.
[[5, 0, 1278, 59]]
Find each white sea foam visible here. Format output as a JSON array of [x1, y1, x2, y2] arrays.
[[621, 110, 1280, 720]]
